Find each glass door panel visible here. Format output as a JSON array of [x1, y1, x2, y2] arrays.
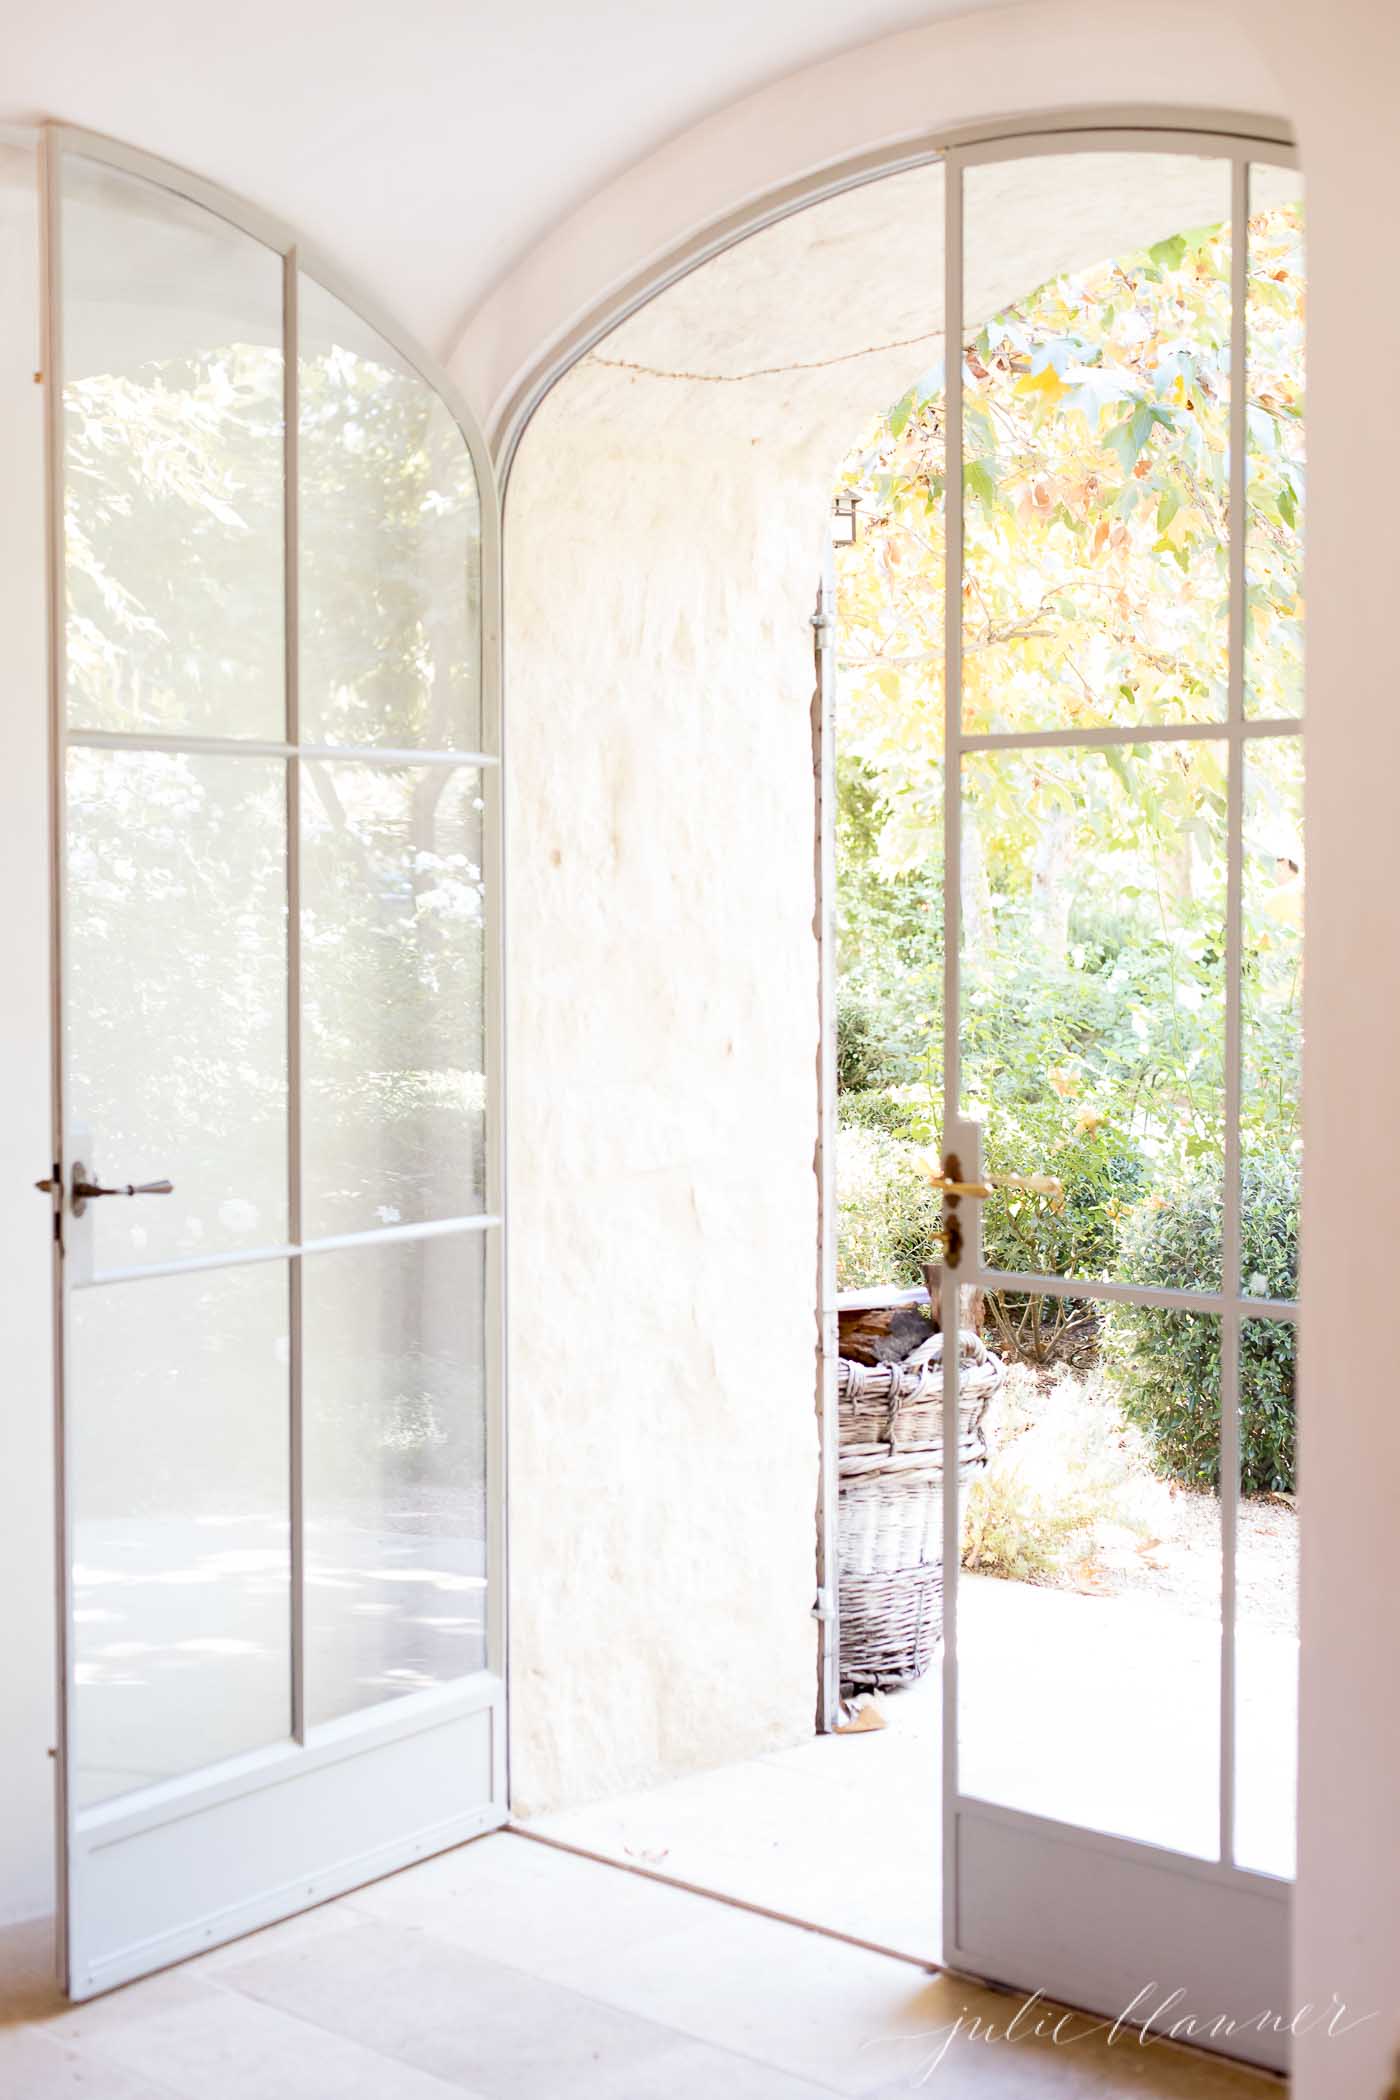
[[1242, 734, 1302, 1297], [961, 740, 1228, 1289], [1245, 167, 1305, 721], [958, 1294, 1221, 1857], [304, 1233, 488, 1727], [298, 275, 483, 751], [70, 1264, 291, 1807], [961, 154, 1232, 735], [1233, 1318, 1299, 1878], [60, 155, 285, 739], [300, 761, 487, 1236], [66, 746, 289, 1271]]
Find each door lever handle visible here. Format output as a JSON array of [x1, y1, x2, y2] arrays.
[[69, 1162, 174, 1217]]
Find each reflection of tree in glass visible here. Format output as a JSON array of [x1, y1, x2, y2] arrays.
[[62, 291, 488, 1255], [302, 764, 486, 1237], [67, 747, 288, 1263], [65, 344, 285, 737], [298, 282, 482, 750]]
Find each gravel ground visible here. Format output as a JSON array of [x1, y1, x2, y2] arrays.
[[1084, 1486, 1298, 1631], [981, 1359, 1299, 1632]]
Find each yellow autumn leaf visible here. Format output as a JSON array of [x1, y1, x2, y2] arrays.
[[1164, 503, 1204, 547], [1014, 363, 1071, 409], [1074, 1107, 1105, 1135], [1048, 1066, 1081, 1099]]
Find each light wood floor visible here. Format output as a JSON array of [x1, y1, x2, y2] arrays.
[[0, 1830, 1281, 2097]]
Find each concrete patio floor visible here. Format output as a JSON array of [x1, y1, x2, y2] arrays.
[[532, 1573, 1297, 1962]]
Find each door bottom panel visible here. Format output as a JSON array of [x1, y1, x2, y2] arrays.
[[948, 1802, 1291, 2074], [67, 1682, 503, 1998]]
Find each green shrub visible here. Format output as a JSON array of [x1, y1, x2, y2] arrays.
[[1102, 1151, 1299, 1493], [836, 1087, 929, 1139], [835, 984, 895, 1094], [978, 1102, 1145, 1366], [834, 1122, 943, 1290]]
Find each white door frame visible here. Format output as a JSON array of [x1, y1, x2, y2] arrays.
[[935, 133, 1300, 2072], [43, 123, 509, 1996]]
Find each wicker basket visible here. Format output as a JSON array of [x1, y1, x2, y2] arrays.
[[837, 1332, 1002, 1457], [836, 1331, 1002, 1693], [839, 1562, 944, 1692]]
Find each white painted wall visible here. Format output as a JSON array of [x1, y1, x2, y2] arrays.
[[1234, 5, 1400, 2094], [0, 135, 56, 1927]]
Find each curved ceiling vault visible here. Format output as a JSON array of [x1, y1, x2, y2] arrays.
[[5, 1, 1283, 434], [3, 0, 997, 366]]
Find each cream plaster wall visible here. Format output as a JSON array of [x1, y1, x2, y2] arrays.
[[501, 165, 949, 1815], [501, 370, 832, 1816]]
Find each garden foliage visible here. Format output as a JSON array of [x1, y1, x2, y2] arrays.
[[834, 196, 1304, 1494]]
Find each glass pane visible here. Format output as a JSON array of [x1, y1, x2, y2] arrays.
[[961, 740, 1227, 1290], [1245, 167, 1305, 720], [299, 275, 482, 750], [304, 1234, 487, 1726], [301, 762, 486, 1237], [71, 1264, 291, 1807], [832, 368, 945, 1289], [61, 155, 284, 738], [1234, 1317, 1298, 1876], [1243, 735, 1303, 1297], [960, 1299, 1220, 1859], [962, 155, 1231, 733], [66, 747, 288, 1271]]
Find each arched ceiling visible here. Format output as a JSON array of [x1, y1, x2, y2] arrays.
[[3, 0, 1005, 364]]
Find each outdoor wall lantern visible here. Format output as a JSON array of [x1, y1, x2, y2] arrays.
[[832, 491, 861, 545]]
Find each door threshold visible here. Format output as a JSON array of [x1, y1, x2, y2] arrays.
[[506, 1821, 940, 1972]]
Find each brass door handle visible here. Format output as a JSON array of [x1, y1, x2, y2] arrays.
[[925, 1174, 996, 1199], [921, 1158, 1064, 1202], [69, 1162, 174, 1217]]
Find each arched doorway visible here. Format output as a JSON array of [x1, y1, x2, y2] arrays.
[[502, 116, 1300, 2072]]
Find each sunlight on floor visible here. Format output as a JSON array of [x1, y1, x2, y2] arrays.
[[533, 1571, 1297, 1961], [0, 1831, 1278, 2097]]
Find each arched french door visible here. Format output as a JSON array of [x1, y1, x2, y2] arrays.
[[921, 130, 1299, 2069], [42, 127, 506, 1997]]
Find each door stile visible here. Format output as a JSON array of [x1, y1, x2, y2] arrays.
[[812, 555, 841, 1732], [1217, 150, 1251, 1868], [939, 143, 965, 1962], [40, 121, 74, 1995], [282, 247, 306, 1747], [481, 395, 509, 1761]]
